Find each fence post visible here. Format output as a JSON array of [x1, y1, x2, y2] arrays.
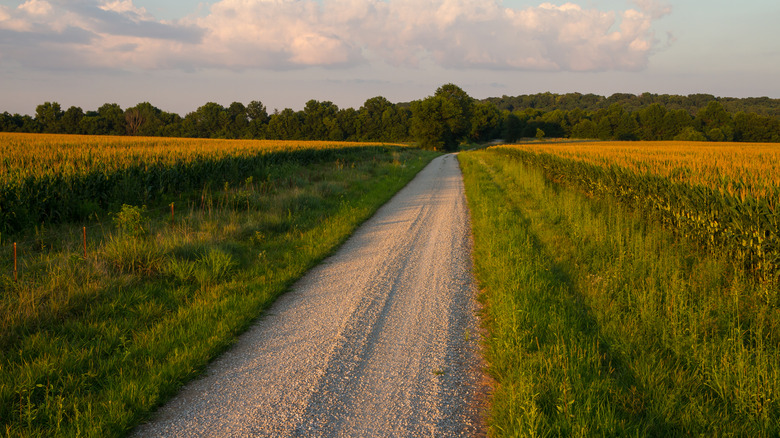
[[171, 202, 175, 225]]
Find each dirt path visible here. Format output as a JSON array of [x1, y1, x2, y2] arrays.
[[132, 154, 487, 437]]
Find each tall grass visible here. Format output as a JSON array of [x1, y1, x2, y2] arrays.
[[492, 143, 780, 284], [0, 145, 438, 437], [459, 150, 779, 436]]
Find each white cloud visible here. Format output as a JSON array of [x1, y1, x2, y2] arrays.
[[0, 0, 669, 72], [632, 0, 672, 20], [19, 0, 53, 16], [99, 0, 151, 19]]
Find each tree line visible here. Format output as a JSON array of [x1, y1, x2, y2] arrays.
[[2, 85, 779, 151]]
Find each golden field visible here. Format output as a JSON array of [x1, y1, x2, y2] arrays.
[[500, 141, 780, 200], [0, 132, 405, 180]]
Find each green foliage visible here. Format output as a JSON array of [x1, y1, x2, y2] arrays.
[[434, 83, 474, 140], [113, 204, 148, 237], [35, 102, 64, 133], [673, 126, 707, 141], [410, 96, 454, 150], [8, 89, 780, 144], [469, 101, 503, 142], [410, 84, 475, 151]]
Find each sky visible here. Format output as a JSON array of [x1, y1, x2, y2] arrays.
[[0, 0, 778, 116]]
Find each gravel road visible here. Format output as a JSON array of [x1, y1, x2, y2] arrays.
[[132, 153, 487, 437]]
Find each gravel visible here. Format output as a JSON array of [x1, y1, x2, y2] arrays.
[[132, 153, 487, 437]]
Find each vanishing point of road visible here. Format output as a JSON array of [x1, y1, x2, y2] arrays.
[[133, 154, 487, 437]]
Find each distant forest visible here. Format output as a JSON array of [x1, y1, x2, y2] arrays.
[[2, 88, 779, 149]]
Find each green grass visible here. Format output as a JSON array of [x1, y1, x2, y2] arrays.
[[0, 146, 438, 437], [459, 150, 779, 436]]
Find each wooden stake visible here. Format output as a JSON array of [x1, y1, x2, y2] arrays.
[[13, 242, 17, 282], [171, 202, 175, 224], [83, 227, 87, 259]]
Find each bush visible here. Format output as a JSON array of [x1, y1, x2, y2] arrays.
[[113, 204, 148, 237]]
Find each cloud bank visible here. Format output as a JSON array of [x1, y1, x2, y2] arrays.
[[0, 0, 671, 72]]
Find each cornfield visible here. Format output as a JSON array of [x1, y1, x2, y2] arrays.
[[0, 133, 403, 236], [493, 141, 780, 284]]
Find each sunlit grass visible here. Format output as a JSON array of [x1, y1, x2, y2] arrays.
[[460, 149, 779, 436]]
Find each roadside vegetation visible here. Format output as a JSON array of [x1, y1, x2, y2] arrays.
[[0, 136, 438, 437], [460, 142, 779, 436]]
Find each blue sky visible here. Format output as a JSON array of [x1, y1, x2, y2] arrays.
[[1, 0, 778, 116]]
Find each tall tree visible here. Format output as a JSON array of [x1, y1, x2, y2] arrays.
[[695, 101, 733, 141], [97, 103, 126, 135], [266, 108, 302, 140], [225, 102, 249, 138], [35, 102, 64, 133], [357, 96, 393, 141], [185, 102, 226, 138], [434, 83, 474, 142], [246, 100, 269, 139], [469, 101, 502, 142], [502, 112, 523, 143], [638, 103, 667, 140], [61, 106, 84, 134], [301, 100, 339, 140]]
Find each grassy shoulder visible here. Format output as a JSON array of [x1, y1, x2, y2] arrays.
[[0, 145, 438, 437], [459, 150, 778, 436]]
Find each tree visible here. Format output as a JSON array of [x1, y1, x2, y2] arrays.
[[125, 102, 166, 137], [695, 101, 733, 141], [266, 108, 302, 140], [733, 112, 780, 142], [382, 105, 410, 141], [410, 96, 455, 151], [35, 102, 64, 133], [502, 112, 523, 143], [638, 103, 667, 140], [571, 119, 597, 139], [125, 108, 145, 136], [357, 96, 393, 141], [434, 83, 474, 141], [410, 84, 474, 151], [246, 100, 269, 124], [337, 108, 359, 141], [301, 100, 339, 140], [97, 103, 126, 135], [673, 126, 707, 141], [469, 101, 502, 142], [225, 102, 249, 138], [61, 106, 84, 134], [594, 104, 637, 140], [246, 100, 269, 139], [662, 109, 692, 139], [184, 102, 226, 138]]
